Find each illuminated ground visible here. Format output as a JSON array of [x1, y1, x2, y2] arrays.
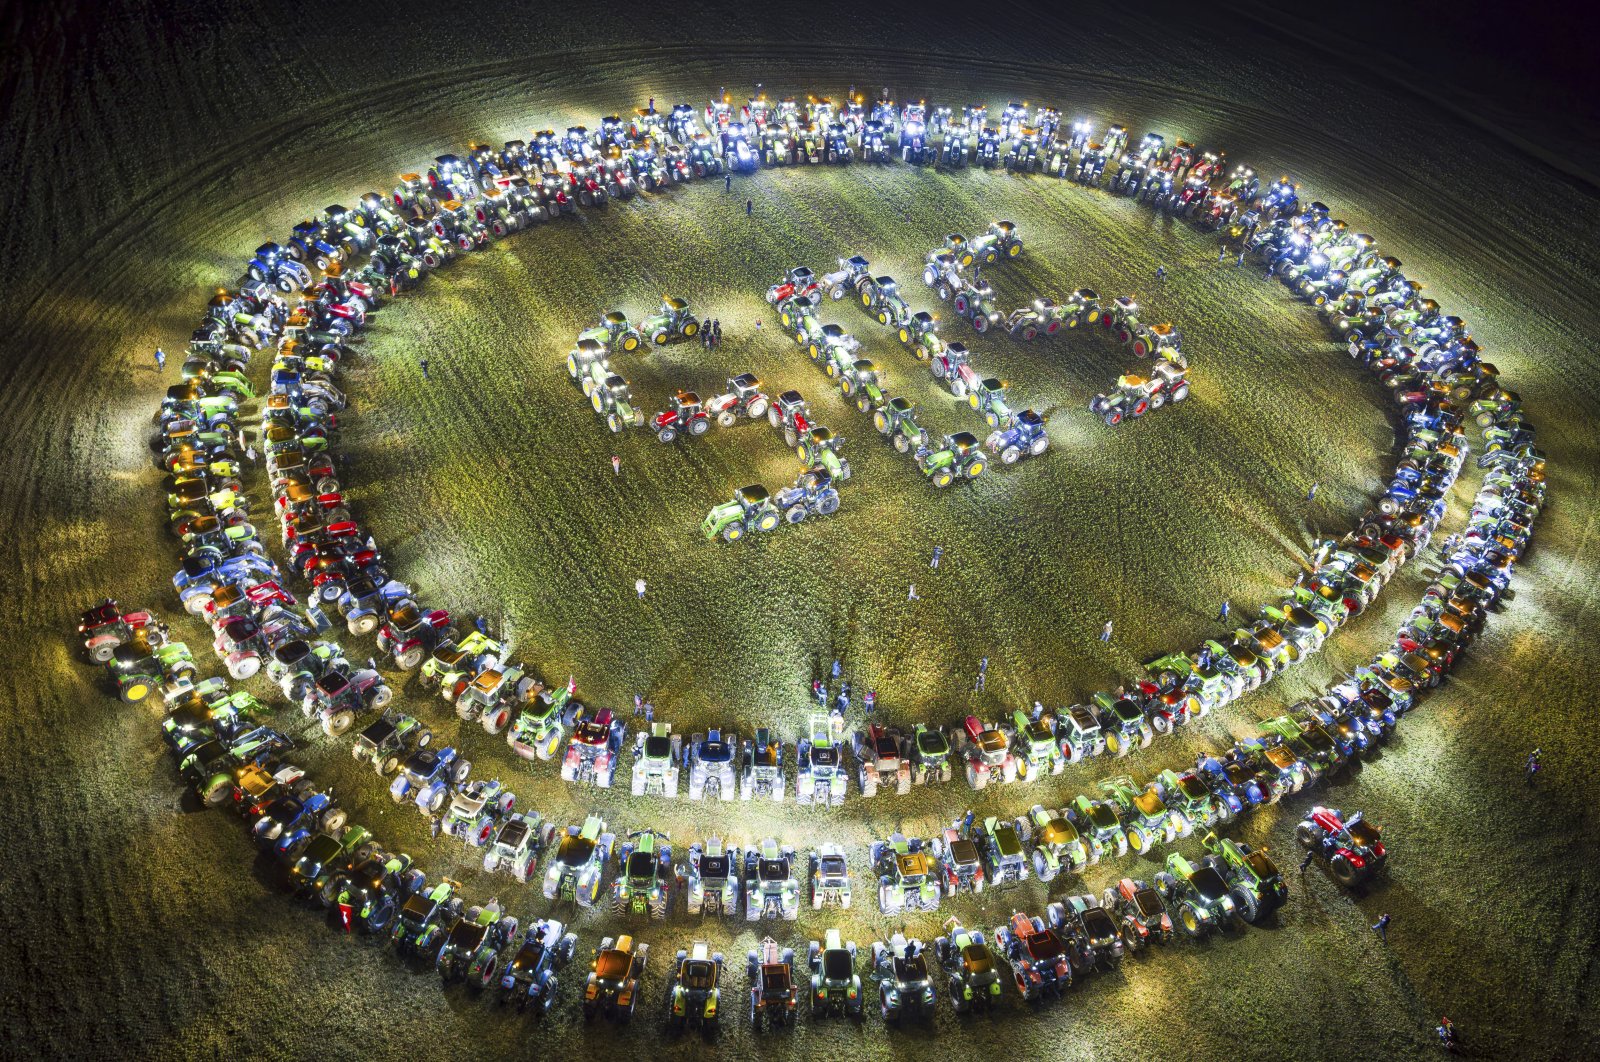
[[4, 3, 1599, 1060]]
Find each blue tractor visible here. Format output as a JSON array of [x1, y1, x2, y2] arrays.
[[388, 745, 471, 814], [247, 243, 313, 292], [985, 409, 1050, 465]]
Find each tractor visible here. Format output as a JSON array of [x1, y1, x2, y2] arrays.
[[640, 297, 699, 344], [986, 408, 1049, 464], [915, 432, 987, 488], [967, 377, 1016, 429], [704, 373, 769, 426], [839, 359, 888, 413], [797, 426, 852, 482], [774, 468, 842, 524], [579, 310, 644, 354], [701, 485, 783, 543], [652, 391, 711, 443], [859, 275, 911, 327], [967, 221, 1023, 263], [873, 396, 929, 454], [897, 310, 943, 361]]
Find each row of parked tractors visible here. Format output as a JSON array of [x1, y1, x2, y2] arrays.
[[112, 84, 1544, 1024], [88, 619, 1336, 1026]]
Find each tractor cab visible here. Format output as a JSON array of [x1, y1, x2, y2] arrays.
[[735, 485, 771, 515]]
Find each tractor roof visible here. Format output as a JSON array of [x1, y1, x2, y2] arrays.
[[663, 296, 688, 310], [737, 485, 770, 505], [604, 310, 628, 324]]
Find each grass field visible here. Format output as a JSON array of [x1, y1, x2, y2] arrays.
[[4, 3, 1600, 1060]]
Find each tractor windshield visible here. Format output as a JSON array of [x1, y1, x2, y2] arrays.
[[557, 836, 595, 866]]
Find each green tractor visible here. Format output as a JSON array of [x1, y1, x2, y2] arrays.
[[1100, 775, 1182, 854], [1200, 831, 1287, 924], [419, 630, 502, 701], [967, 377, 1015, 429], [967, 220, 1023, 263], [816, 325, 860, 378], [872, 397, 929, 453], [702, 485, 783, 542], [798, 427, 851, 481], [108, 633, 197, 704], [1155, 852, 1238, 937], [1069, 794, 1128, 862], [1015, 805, 1089, 880], [915, 431, 986, 488], [1006, 710, 1063, 780], [640, 296, 699, 345], [578, 310, 644, 354], [591, 374, 646, 434], [860, 276, 911, 327], [839, 359, 889, 413], [896, 310, 944, 362]]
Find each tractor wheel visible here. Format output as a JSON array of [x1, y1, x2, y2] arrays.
[[839, 376, 853, 394], [808, 343, 821, 361], [380, 755, 399, 776], [1021, 325, 1038, 341], [856, 395, 872, 413], [877, 311, 889, 325], [1126, 826, 1150, 854], [893, 434, 911, 453], [483, 708, 511, 735], [722, 524, 744, 542], [349, 611, 379, 636], [860, 291, 873, 307], [817, 490, 839, 515], [87, 636, 121, 663], [684, 322, 699, 337], [972, 314, 989, 333], [1232, 887, 1261, 924], [1001, 446, 1021, 465], [1150, 391, 1167, 410], [986, 411, 999, 428], [931, 468, 954, 489], [966, 459, 986, 479], [785, 505, 808, 525], [1178, 903, 1204, 938], [371, 685, 393, 709], [1330, 855, 1358, 887], [1172, 384, 1190, 402], [953, 293, 970, 315], [396, 645, 424, 670], [935, 283, 951, 301], [1104, 411, 1123, 426], [323, 709, 355, 737], [873, 410, 891, 434], [657, 427, 677, 443], [717, 410, 737, 428], [1107, 731, 1128, 757], [1151, 712, 1172, 734], [119, 680, 153, 704], [652, 331, 668, 345], [756, 512, 781, 533], [687, 416, 710, 436], [323, 808, 348, 833]]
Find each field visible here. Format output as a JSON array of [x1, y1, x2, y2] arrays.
[[4, 3, 1600, 1060]]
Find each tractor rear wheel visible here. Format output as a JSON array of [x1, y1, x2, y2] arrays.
[[931, 468, 954, 489], [1001, 446, 1021, 465], [657, 427, 677, 443], [1330, 856, 1358, 887], [785, 506, 808, 524], [717, 410, 737, 428]]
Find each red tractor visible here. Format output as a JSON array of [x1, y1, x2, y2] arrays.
[[1295, 806, 1387, 887], [376, 601, 454, 670], [768, 390, 814, 447], [704, 374, 770, 426], [77, 600, 158, 663], [766, 266, 822, 308], [652, 391, 711, 443]]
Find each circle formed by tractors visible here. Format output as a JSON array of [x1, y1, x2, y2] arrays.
[[111, 89, 1543, 1026]]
